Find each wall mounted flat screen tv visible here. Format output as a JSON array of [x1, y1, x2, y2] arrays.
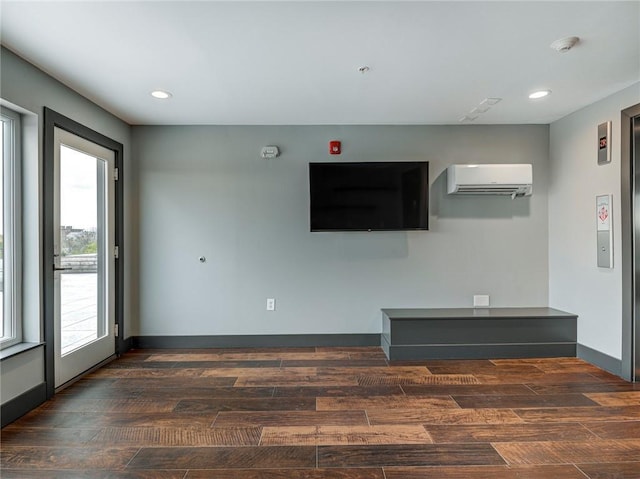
[[309, 161, 429, 231]]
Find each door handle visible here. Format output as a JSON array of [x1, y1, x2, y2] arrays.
[[53, 266, 72, 271]]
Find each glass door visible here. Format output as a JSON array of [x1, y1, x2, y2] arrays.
[[53, 127, 115, 387]]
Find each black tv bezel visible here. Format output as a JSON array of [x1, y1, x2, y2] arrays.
[[309, 161, 429, 232]]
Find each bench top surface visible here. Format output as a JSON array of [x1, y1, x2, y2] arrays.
[[382, 307, 577, 320]]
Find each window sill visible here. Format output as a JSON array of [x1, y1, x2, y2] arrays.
[[0, 342, 44, 361]]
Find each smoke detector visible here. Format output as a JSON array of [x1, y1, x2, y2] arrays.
[[550, 36, 580, 53], [260, 146, 280, 159]]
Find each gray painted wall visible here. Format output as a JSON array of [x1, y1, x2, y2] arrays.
[[549, 82, 640, 360], [133, 124, 549, 337], [0, 348, 43, 404], [0, 47, 133, 404]]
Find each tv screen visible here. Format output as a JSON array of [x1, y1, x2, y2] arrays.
[[309, 161, 429, 231]]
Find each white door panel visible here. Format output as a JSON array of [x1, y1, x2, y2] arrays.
[[54, 127, 115, 387]]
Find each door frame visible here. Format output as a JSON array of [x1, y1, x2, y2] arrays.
[[43, 108, 124, 398], [621, 102, 640, 382]]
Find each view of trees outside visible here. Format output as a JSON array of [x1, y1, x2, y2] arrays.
[[60, 144, 99, 265], [60, 226, 97, 256], [60, 145, 99, 277]]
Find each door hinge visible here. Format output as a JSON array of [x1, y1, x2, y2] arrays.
[[114, 245, 119, 259], [114, 167, 119, 181], [114, 323, 119, 337]]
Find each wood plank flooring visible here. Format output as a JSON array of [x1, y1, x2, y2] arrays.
[[2, 347, 640, 478]]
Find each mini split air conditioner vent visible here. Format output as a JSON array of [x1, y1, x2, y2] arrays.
[[447, 164, 533, 198], [455, 186, 525, 194]]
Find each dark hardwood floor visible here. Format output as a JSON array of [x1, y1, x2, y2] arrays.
[[2, 347, 640, 478]]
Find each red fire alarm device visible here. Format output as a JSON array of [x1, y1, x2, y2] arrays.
[[329, 140, 341, 155]]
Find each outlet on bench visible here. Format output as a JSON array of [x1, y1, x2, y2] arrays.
[[473, 294, 490, 308]]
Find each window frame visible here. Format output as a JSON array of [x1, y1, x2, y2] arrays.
[[1, 106, 23, 349]]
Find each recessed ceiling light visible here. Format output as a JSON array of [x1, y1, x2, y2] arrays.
[[151, 90, 172, 99], [529, 90, 551, 100]]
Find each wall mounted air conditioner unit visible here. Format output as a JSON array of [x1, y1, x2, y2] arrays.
[[447, 164, 533, 198]]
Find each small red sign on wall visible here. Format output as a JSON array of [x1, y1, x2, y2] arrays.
[[599, 136, 607, 149], [329, 141, 341, 155], [598, 205, 609, 223]]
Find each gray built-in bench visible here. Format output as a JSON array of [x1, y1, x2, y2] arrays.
[[381, 307, 577, 360]]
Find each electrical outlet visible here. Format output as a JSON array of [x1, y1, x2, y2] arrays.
[[266, 298, 276, 311], [473, 294, 490, 308]]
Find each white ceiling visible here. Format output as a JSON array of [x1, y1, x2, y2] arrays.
[[1, 1, 639, 125]]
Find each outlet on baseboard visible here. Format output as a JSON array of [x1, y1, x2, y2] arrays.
[[266, 298, 276, 311], [473, 294, 490, 308]]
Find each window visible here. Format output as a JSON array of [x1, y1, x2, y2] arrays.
[[1, 107, 22, 349]]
